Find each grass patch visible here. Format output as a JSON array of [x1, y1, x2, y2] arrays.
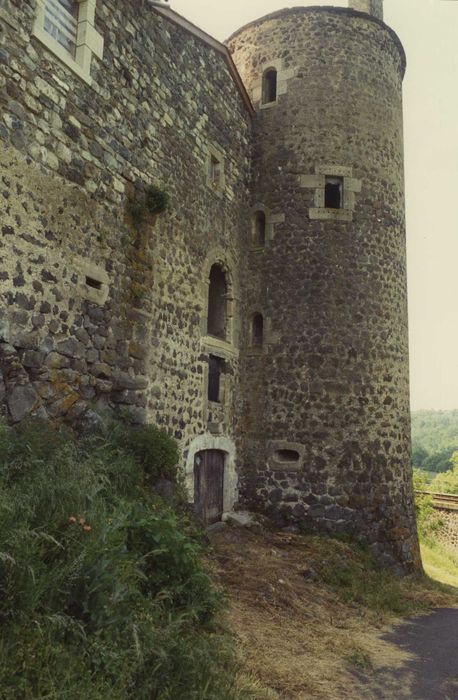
[[421, 540, 458, 589], [308, 537, 424, 615], [346, 650, 374, 671], [305, 534, 458, 616]]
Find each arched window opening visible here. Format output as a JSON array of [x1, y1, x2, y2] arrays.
[[325, 176, 343, 209], [262, 68, 277, 104], [207, 264, 227, 339], [251, 313, 264, 348], [253, 211, 266, 246]]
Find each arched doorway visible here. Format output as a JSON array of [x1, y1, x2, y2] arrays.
[[194, 449, 225, 524]]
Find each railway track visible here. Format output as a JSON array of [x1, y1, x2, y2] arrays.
[[416, 490, 458, 511]]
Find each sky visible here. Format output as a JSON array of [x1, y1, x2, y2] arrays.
[[168, 0, 458, 411]]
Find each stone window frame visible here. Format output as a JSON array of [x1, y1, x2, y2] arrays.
[[302, 165, 362, 222], [202, 349, 232, 435], [205, 144, 226, 196], [200, 251, 239, 433], [33, 0, 104, 86], [261, 67, 278, 105], [252, 58, 296, 110], [77, 260, 109, 305], [268, 440, 305, 472], [200, 254, 238, 350], [250, 203, 285, 249]]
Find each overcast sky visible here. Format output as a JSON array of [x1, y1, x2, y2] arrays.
[[169, 0, 458, 411]]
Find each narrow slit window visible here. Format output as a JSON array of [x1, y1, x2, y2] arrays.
[[44, 0, 79, 57], [325, 176, 343, 209], [85, 276, 102, 291], [207, 264, 227, 339], [251, 313, 264, 348], [276, 449, 300, 463], [208, 355, 224, 403], [209, 155, 221, 187], [262, 68, 277, 104], [253, 211, 266, 246]]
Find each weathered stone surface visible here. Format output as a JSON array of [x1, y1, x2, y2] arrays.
[[229, 6, 420, 572], [0, 1, 420, 572], [7, 384, 40, 422]]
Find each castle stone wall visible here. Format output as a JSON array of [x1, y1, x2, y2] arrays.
[[229, 7, 421, 572], [1, 1, 421, 572], [0, 0, 251, 460]]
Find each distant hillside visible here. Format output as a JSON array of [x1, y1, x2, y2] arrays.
[[412, 410, 458, 472]]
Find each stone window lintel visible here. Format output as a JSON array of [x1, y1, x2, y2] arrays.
[[315, 164, 353, 178]]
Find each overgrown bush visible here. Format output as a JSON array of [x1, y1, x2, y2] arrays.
[[126, 183, 169, 225], [413, 468, 444, 541], [111, 422, 180, 481], [0, 419, 244, 700]]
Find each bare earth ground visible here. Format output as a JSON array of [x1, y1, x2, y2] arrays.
[[208, 526, 458, 700]]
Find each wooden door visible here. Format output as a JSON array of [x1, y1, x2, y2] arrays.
[[194, 450, 225, 524]]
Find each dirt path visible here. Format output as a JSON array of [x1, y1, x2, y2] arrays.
[[208, 526, 458, 699], [357, 608, 458, 700]]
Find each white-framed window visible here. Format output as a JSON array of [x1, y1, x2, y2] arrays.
[[44, 0, 79, 56], [33, 0, 104, 85]]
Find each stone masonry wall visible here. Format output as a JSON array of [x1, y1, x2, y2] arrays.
[[0, 0, 251, 464], [435, 509, 458, 552], [229, 7, 421, 572]]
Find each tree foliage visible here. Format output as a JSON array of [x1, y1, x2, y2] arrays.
[[411, 410, 458, 473]]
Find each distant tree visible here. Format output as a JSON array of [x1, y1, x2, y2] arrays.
[[430, 451, 458, 494], [423, 446, 458, 473], [411, 409, 458, 453], [412, 445, 429, 468]]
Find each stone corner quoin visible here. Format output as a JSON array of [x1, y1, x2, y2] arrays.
[[0, 0, 420, 573]]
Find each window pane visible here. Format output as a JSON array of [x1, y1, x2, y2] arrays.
[[44, 0, 79, 57]]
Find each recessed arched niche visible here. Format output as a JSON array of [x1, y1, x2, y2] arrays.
[[252, 210, 266, 247], [262, 67, 277, 104], [251, 312, 264, 348]]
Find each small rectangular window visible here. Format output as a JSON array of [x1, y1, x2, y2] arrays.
[[325, 176, 343, 209], [209, 155, 221, 186], [208, 355, 224, 403], [85, 276, 102, 291], [44, 0, 79, 57]]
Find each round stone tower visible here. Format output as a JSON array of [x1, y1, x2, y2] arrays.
[[229, 3, 421, 571]]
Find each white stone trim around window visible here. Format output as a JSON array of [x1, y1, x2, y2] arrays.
[[252, 58, 296, 110], [33, 0, 104, 86], [301, 164, 362, 223]]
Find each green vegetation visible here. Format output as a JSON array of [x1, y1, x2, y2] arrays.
[[427, 452, 458, 494], [127, 183, 169, 225], [413, 470, 444, 538], [346, 650, 373, 672], [421, 540, 458, 588], [412, 409, 458, 473], [310, 537, 428, 616], [0, 418, 247, 700]]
